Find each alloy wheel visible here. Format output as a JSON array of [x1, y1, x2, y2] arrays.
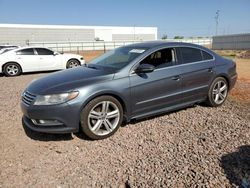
[[212, 80, 228, 104], [87, 101, 120, 136], [6, 64, 19, 76], [68, 60, 79, 68]]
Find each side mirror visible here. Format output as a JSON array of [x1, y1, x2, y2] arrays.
[[53, 52, 59, 56], [135, 64, 155, 74]]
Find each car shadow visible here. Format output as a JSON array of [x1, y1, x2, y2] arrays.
[[73, 132, 93, 141], [73, 124, 93, 141], [21, 70, 58, 75], [220, 145, 250, 188], [0, 70, 59, 77], [22, 121, 73, 141]]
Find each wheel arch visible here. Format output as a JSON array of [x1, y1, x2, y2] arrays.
[[214, 73, 230, 89], [78, 91, 129, 125]]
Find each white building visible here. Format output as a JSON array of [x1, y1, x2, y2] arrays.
[[0, 24, 157, 45]]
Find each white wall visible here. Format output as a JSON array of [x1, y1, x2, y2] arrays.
[[94, 29, 112, 41], [0, 24, 158, 44]]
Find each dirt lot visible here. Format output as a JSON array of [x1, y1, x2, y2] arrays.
[[0, 55, 250, 187]]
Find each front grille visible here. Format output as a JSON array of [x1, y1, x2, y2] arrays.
[[22, 91, 36, 106]]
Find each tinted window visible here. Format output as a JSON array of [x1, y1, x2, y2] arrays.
[[202, 50, 213, 60], [179, 47, 202, 64], [140, 48, 176, 68], [16, 48, 34, 55], [36, 48, 54, 55]]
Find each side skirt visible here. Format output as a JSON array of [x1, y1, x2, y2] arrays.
[[129, 99, 205, 121]]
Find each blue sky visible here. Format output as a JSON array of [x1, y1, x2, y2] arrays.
[[0, 0, 249, 38]]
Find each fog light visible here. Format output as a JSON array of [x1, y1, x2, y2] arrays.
[[31, 119, 63, 126]]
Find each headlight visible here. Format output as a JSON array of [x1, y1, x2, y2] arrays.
[[34, 91, 79, 105]]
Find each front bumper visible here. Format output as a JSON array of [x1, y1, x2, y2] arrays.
[[21, 101, 81, 134], [80, 59, 85, 65]]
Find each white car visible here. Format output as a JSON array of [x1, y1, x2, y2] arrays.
[[0, 47, 85, 76], [0, 47, 18, 55], [0, 45, 19, 50]]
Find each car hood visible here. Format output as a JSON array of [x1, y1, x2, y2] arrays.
[[26, 66, 115, 95]]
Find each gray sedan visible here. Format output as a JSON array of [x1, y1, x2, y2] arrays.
[[21, 41, 237, 139]]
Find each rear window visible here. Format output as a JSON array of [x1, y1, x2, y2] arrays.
[[179, 47, 202, 64], [202, 50, 213, 60], [16, 48, 34, 55]]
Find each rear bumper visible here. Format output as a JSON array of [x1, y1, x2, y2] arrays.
[[21, 101, 81, 134]]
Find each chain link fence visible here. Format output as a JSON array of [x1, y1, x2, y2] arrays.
[[28, 38, 212, 54]]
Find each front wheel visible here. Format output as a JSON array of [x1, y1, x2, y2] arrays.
[[206, 77, 228, 107], [80, 96, 123, 140]]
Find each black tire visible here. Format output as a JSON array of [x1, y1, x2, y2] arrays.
[[206, 77, 228, 107], [3, 62, 21, 77], [80, 96, 123, 140], [66, 59, 80, 69]]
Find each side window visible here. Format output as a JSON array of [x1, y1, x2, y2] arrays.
[[35, 48, 54, 55], [179, 47, 202, 64], [140, 48, 176, 69], [202, 50, 213, 60], [16, 48, 35, 55]]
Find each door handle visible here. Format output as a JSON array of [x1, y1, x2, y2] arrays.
[[171, 75, 180, 81], [208, 68, 213, 73]]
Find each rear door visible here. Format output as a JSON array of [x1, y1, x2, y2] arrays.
[[15, 48, 40, 72], [34, 48, 59, 71], [177, 47, 215, 102]]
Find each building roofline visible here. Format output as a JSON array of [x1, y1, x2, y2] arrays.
[[0, 23, 157, 30], [213, 33, 250, 38]]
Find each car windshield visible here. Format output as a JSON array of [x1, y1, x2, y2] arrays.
[[0, 48, 15, 54], [88, 46, 148, 70]]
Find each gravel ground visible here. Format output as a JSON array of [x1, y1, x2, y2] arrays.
[[0, 72, 249, 188]]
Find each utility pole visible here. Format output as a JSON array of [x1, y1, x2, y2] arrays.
[[215, 10, 220, 35]]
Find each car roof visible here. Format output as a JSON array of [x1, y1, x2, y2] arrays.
[[125, 41, 209, 49], [12, 46, 49, 51]]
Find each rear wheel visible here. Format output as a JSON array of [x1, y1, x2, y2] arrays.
[[80, 96, 123, 140], [3, 63, 21, 76], [66, 59, 80, 69], [206, 77, 228, 107]]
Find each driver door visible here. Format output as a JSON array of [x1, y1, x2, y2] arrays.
[[129, 48, 183, 117]]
